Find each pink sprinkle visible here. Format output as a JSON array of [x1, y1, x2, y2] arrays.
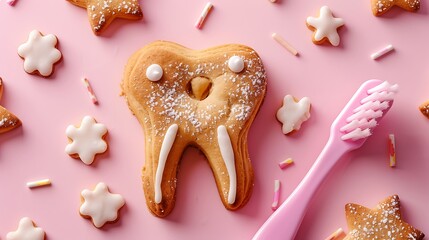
[[195, 2, 213, 29], [6, 0, 17, 6], [278, 158, 294, 169], [81, 78, 98, 105], [271, 180, 281, 211]]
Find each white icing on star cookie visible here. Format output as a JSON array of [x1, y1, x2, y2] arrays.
[[65, 116, 107, 165], [306, 6, 345, 46], [6, 217, 45, 240], [17, 30, 62, 77], [276, 95, 311, 134], [80, 182, 125, 228]]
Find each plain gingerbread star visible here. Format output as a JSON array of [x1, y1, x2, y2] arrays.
[[80, 182, 125, 228], [371, 0, 420, 16], [306, 6, 344, 46], [6, 217, 45, 240], [67, 0, 143, 35], [0, 78, 21, 134], [17, 30, 62, 77], [65, 116, 107, 165], [344, 195, 425, 240]]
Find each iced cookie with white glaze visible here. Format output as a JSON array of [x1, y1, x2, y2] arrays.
[[6, 217, 45, 240], [80, 182, 125, 228], [0, 78, 21, 134], [306, 6, 344, 46], [65, 116, 107, 165], [276, 95, 311, 135], [122, 41, 267, 217], [17, 30, 62, 77]]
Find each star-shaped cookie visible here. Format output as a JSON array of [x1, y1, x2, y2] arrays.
[[65, 116, 107, 165], [0, 78, 21, 134], [6, 217, 45, 240], [276, 95, 311, 135], [306, 6, 344, 46], [80, 182, 125, 228], [371, 0, 420, 16], [344, 195, 425, 240], [67, 0, 143, 35]]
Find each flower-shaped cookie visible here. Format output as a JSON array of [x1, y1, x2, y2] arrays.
[[306, 6, 344, 46], [80, 182, 125, 228], [65, 116, 107, 165], [18, 30, 62, 77], [6, 217, 45, 240], [276, 95, 311, 135]]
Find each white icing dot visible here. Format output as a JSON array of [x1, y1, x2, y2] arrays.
[[146, 64, 163, 81], [228, 56, 244, 73]]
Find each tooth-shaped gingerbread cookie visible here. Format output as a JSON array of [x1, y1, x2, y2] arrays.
[[122, 41, 267, 217]]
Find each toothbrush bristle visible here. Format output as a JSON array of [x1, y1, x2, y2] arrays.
[[341, 81, 398, 141], [341, 128, 372, 141]]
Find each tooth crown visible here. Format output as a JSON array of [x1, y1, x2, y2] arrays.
[[122, 41, 267, 217]]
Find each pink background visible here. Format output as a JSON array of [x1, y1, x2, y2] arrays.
[[0, 0, 428, 239]]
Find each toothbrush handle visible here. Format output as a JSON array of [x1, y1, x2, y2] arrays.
[[253, 138, 349, 240]]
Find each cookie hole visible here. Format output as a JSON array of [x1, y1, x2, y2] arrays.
[[186, 76, 212, 101]]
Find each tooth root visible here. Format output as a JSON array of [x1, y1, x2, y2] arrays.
[[217, 125, 237, 204], [154, 124, 179, 204], [199, 125, 253, 209], [142, 124, 187, 217]]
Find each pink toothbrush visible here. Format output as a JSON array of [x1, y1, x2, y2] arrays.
[[253, 79, 398, 240]]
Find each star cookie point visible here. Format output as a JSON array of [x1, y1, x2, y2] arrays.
[[68, 0, 143, 35], [0, 78, 21, 134], [371, 0, 420, 16]]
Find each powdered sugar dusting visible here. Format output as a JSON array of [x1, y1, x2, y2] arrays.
[[85, 0, 142, 32], [141, 51, 266, 141], [345, 195, 424, 240]]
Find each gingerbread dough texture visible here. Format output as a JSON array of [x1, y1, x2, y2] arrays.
[[122, 41, 267, 217]]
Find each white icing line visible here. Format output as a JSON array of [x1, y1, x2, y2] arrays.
[[217, 125, 236, 204], [154, 124, 178, 204]]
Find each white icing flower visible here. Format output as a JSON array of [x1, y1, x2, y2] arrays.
[[18, 30, 62, 77], [6, 217, 45, 240], [306, 6, 345, 46], [80, 182, 125, 228], [276, 95, 311, 134], [65, 116, 107, 165]]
